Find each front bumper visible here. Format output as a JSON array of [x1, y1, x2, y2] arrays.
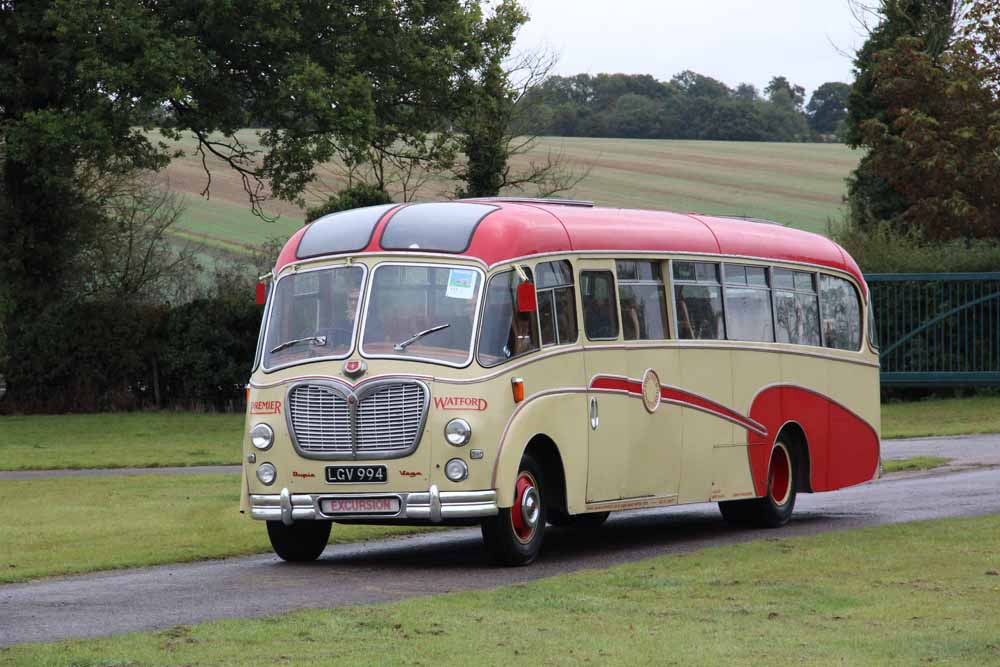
[[250, 485, 498, 526]]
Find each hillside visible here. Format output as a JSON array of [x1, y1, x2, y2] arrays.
[[160, 133, 860, 256]]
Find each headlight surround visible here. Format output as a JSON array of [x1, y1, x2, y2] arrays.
[[250, 423, 274, 451], [444, 418, 472, 446], [445, 458, 469, 482], [256, 462, 277, 485]]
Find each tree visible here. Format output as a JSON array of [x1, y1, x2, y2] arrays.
[[843, 0, 966, 233], [0, 0, 490, 395], [851, 0, 1000, 239], [734, 83, 760, 101], [455, 2, 586, 199], [608, 94, 662, 138], [806, 82, 851, 136], [305, 184, 393, 224], [765, 76, 806, 111]]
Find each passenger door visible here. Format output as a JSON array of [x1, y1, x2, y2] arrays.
[[579, 260, 632, 503]]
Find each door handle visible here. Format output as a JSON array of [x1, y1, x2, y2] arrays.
[[589, 397, 599, 430]]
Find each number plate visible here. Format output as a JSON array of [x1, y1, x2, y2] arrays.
[[321, 496, 400, 515], [325, 464, 388, 484]]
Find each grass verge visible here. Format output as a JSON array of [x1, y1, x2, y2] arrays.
[[4, 515, 999, 664], [881, 395, 1000, 439], [0, 412, 243, 470], [882, 456, 951, 474], [0, 473, 427, 584]]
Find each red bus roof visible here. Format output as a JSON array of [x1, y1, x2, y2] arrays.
[[275, 201, 865, 294]]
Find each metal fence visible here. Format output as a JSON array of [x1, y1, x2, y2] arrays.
[[866, 272, 1000, 387]]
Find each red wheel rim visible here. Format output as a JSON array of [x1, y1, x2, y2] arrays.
[[769, 443, 792, 506], [510, 471, 540, 544]]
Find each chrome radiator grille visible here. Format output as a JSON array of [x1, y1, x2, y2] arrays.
[[287, 380, 428, 458], [356, 383, 425, 453], [288, 384, 352, 454]]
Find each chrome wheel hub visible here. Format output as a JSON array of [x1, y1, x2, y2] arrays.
[[520, 486, 540, 528]]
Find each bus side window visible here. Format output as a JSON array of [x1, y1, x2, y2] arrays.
[[672, 261, 725, 340], [616, 260, 668, 340], [580, 270, 619, 340], [723, 264, 774, 343], [819, 274, 862, 351], [477, 269, 540, 366], [773, 269, 821, 346], [536, 260, 579, 346]]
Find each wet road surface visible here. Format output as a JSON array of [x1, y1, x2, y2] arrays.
[[2, 435, 999, 647]]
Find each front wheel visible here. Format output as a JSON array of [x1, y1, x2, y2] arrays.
[[482, 454, 547, 566], [719, 439, 797, 528], [266, 520, 332, 562]]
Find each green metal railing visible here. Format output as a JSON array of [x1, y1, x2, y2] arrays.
[[866, 273, 1000, 387]]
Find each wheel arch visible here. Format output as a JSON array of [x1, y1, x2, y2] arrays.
[[523, 434, 569, 516], [774, 421, 813, 494]]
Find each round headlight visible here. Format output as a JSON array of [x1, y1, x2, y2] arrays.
[[445, 458, 469, 482], [250, 423, 274, 451], [256, 462, 277, 486], [444, 418, 472, 446]]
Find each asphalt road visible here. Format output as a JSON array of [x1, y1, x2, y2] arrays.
[[2, 435, 999, 647]]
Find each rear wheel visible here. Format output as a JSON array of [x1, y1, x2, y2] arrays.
[[482, 454, 547, 566], [266, 520, 332, 562], [719, 439, 797, 528]]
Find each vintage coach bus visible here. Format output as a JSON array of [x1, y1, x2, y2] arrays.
[[242, 199, 880, 566]]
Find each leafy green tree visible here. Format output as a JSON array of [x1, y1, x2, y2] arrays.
[[765, 76, 806, 111], [806, 82, 851, 136], [843, 0, 965, 233], [455, 1, 586, 199], [0, 0, 489, 398], [305, 184, 393, 224], [852, 1, 1000, 239], [608, 94, 662, 138]]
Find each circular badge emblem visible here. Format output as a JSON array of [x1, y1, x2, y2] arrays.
[[641, 369, 661, 413]]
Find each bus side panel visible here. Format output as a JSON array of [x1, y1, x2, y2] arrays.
[[727, 349, 780, 500], [676, 349, 735, 504], [492, 392, 589, 511], [748, 385, 879, 495]]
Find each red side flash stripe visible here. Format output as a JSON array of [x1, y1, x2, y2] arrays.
[[590, 376, 768, 437]]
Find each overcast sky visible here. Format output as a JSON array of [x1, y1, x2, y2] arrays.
[[516, 0, 865, 98]]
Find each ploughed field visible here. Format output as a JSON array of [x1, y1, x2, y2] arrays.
[[157, 132, 859, 256]]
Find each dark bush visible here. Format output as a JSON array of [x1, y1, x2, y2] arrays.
[[1, 296, 262, 414]]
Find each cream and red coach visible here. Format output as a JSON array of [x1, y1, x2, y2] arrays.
[[242, 199, 880, 565]]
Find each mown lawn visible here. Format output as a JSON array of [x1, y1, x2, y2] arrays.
[[5, 515, 999, 665], [0, 412, 243, 470], [0, 473, 429, 584], [881, 395, 1000, 439]]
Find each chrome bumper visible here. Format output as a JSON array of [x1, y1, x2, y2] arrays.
[[250, 485, 498, 526]]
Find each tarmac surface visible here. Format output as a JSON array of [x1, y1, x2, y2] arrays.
[[2, 434, 999, 647]]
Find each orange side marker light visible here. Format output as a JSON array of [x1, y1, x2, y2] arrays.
[[511, 377, 525, 403]]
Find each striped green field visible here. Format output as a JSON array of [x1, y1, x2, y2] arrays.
[[159, 131, 860, 254]]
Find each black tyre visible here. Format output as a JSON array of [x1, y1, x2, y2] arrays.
[[266, 520, 332, 562], [482, 454, 547, 566], [719, 439, 797, 528], [548, 509, 610, 529]]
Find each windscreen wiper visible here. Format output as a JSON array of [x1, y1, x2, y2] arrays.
[[269, 335, 327, 354], [393, 323, 450, 351]]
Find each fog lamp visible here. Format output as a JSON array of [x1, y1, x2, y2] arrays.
[[250, 423, 274, 451], [445, 458, 469, 482], [256, 462, 277, 486], [444, 418, 472, 446]]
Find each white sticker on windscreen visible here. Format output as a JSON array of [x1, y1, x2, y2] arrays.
[[445, 269, 477, 299]]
